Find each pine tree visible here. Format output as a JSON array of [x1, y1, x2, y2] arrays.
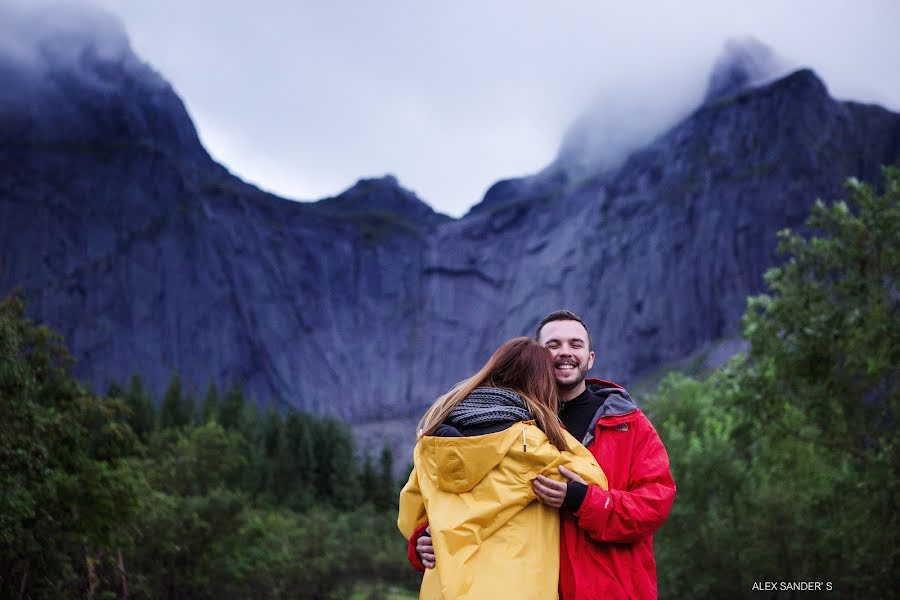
[[125, 373, 156, 439], [160, 373, 190, 430], [283, 411, 317, 511], [374, 445, 395, 511], [312, 418, 360, 510], [359, 451, 378, 504], [219, 385, 245, 431], [259, 409, 285, 502], [201, 383, 219, 423]]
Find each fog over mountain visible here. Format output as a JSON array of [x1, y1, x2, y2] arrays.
[[1, 5, 899, 465], [14, 0, 899, 217]]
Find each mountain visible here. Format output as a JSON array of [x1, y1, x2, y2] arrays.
[[2, 13, 899, 433]]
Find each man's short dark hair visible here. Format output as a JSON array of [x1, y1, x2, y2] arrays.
[[535, 310, 592, 351]]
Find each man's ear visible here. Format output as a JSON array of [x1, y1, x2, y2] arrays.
[[587, 351, 595, 370]]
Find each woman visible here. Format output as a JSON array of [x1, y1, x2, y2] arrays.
[[397, 337, 607, 599]]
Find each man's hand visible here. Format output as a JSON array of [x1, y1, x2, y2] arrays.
[[533, 466, 587, 508], [559, 465, 586, 484], [416, 527, 435, 569]]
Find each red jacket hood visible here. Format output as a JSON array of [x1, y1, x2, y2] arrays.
[[585, 378, 638, 421]]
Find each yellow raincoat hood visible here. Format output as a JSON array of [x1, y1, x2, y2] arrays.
[[398, 421, 607, 599]]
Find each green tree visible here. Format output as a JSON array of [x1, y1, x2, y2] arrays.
[[650, 371, 752, 598], [257, 409, 285, 502], [201, 382, 220, 423], [742, 168, 899, 457], [651, 168, 899, 599], [312, 418, 361, 510], [124, 373, 156, 440], [735, 167, 899, 595], [127, 422, 252, 597], [107, 381, 124, 399], [0, 297, 418, 597], [219, 384, 246, 431], [0, 295, 144, 598], [281, 411, 317, 511], [375, 445, 396, 511], [160, 373, 191, 430], [359, 451, 378, 504]]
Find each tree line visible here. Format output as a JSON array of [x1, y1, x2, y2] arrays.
[[648, 168, 898, 598], [0, 306, 415, 599]]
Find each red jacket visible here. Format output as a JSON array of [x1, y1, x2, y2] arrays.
[[559, 379, 675, 599], [406, 379, 675, 599]]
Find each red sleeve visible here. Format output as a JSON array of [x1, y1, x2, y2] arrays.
[[574, 416, 676, 543], [406, 522, 430, 573]]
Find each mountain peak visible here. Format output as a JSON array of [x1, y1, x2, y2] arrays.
[[317, 175, 449, 224], [704, 37, 789, 104], [768, 67, 829, 98], [0, 2, 207, 159]]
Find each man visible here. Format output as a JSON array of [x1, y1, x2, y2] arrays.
[[407, 310, 676, 599]]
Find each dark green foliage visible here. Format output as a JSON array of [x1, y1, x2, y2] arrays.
[[360, 452, 379, 501], [159, 373, 191, 430], [0, 295, 144, 598], [218, 384, 246, 431], [375, 445, 397, 511], [124, 373, 156, 440], [312, 418, 362, 510], [651, 168, 899, 599], [278, 411, 318, 511], [201, 382, 219, 423], [0, 295, 413, 597], [741, 170, 898, 455]]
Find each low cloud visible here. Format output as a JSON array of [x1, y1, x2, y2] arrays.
[[552, 37, 793, 182], [0, 0, 133, 75], [5, 1, 900, 216]]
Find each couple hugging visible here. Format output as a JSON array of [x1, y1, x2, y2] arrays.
[[398, 310, 676, 600]]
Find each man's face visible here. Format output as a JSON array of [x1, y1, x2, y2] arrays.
[[538, 319, 595, 392]]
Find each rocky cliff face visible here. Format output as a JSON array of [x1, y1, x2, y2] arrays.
[[2, 16, 898, 426]]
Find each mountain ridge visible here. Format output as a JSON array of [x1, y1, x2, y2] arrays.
[[1, 22, 898, 428]]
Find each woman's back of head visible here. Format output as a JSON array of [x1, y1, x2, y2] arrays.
[[418, 337, 568, 450], [482, 337, 559, 414]]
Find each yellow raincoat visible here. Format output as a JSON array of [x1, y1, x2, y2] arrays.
[[398, 421, 607, 599]]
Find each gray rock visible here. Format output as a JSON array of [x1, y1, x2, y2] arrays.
[[2, 17, 899, 456]]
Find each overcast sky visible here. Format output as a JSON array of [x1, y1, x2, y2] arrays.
[[50, 1, 900, 216]]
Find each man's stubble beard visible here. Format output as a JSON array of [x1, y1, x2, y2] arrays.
[[556, 361, 590, 394]]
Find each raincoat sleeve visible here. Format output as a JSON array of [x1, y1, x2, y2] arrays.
[[397, 464, 427, 538], [398, 464, 430, 572], [558, 432, 608, 489], [574, 414, 675, 543]]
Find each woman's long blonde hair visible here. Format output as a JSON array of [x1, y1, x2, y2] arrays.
[[417, 337, 568, 451]]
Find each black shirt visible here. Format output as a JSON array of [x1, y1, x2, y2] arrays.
[[558, 387, 603, 511], [559, 387, 603, 444]]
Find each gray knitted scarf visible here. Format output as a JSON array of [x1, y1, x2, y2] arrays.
[[446, 387, 532, 428]]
